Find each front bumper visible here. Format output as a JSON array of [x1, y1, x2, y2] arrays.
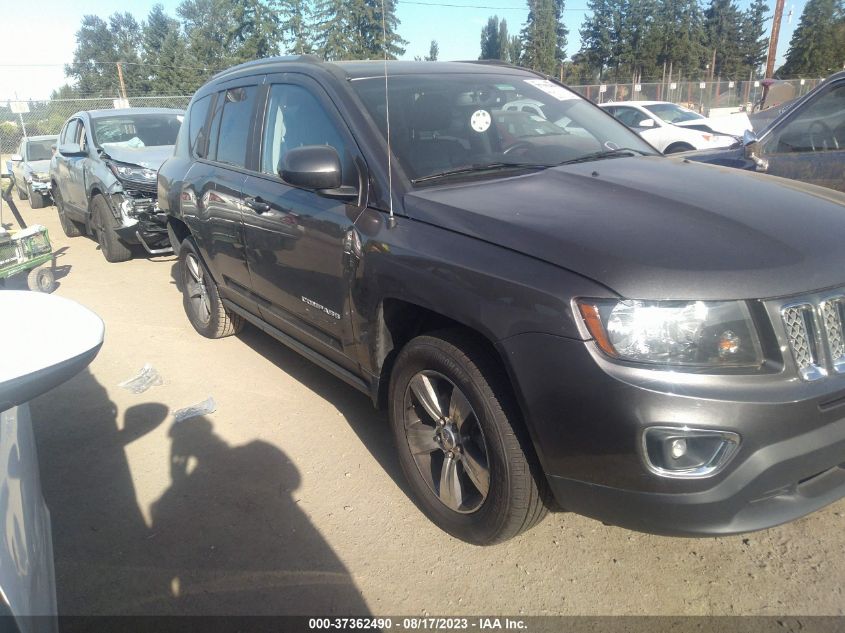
[[29, 180, 52, 194], [110, 194, 173, 255], [500, 332, 845, 536]]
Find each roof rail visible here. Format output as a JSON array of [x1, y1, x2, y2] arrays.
[[211, 55, 322, 81]]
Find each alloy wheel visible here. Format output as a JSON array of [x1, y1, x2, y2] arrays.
[[184, 252, 212, 326], [402, 370, 491, 513]]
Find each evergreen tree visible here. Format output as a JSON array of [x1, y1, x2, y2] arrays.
[[520, 0, 568, 75], [314, 0, 352, 59], [498, 19, 511, 60], [704, 0, 745, 78], [579, 0, 614, 79], [779, 0, 845, 76], [277, 0, 313, 54], [480, 16, 503, 59], [507, 35, 523, 65], [740, 0, 769, 75], [231, 0, 283, 60], [177, 0, 241, 69]]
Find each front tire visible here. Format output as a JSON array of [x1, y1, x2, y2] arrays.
[[389, 330, 548, 545], [17, 180, 27, 200], [92, 194, 132, 262], [179, 239, 244, 338], [29, 188, 46, 209]]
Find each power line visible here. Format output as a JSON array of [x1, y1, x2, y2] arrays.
[[399, 0, 587, 10]]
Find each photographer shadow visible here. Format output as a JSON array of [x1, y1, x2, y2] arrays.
[[30, 369, 369, 617]]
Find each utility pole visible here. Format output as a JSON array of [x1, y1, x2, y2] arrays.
[[116, 62, 128, 100], [765, 0, 785, 79]]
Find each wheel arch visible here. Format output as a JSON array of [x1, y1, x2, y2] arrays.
[[664, 142, 696, 154], [372, 298, 518, 411]]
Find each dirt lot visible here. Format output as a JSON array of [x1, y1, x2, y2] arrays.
[[5, 195, 845, 617]]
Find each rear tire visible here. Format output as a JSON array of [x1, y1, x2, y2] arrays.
[[27, 266, 55, 293], [54, 187, 82, 237], [92, 194, 132, 262], [179, 239, 244, 338], [389, 330, 548, 545]]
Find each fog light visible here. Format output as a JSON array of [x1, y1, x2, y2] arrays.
[[643, 426, 740, 478]]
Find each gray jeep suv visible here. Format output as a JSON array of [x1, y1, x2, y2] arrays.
[[159, 57, 845, 544]]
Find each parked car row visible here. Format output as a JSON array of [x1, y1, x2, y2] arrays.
[[38, 57, 845, 546]]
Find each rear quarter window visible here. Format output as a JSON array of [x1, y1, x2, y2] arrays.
[[188, 95, 212, 158]]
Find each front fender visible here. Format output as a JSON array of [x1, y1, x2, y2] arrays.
[[349, 208, 613, 375]]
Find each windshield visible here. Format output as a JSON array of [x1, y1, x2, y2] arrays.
[[350, 73, 657, 182], [26, 139, 55, 162], [92, 113, 182, 148], [644, 103, 705, 124]]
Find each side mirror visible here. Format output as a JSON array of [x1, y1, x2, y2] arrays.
[[10, 154, 22, 162], [58, 143, 87, 157], [742, 131, 769, 172], [279, 146, 357, 200], [0, 292, 104, 412], [637, 119, 656, 128], [280, 145, 342, 190]]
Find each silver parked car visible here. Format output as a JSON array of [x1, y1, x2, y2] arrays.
[[9, 136, 58, 209]]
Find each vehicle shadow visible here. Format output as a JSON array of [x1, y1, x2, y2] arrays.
[[30, 368, 370, 616], [166, 258, 407, 497], [236, 325, 409, 497]]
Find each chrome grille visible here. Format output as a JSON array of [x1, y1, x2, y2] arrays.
[[779, 295, 845, 381], [782, 304, 819, 379], [820, 297, 845, 372]]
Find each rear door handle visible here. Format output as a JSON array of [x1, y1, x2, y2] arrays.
[[244, 196, 271, 213]]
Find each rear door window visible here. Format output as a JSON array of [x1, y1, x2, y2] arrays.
[[211, 86, 257, 168]]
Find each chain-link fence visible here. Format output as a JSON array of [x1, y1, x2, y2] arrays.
[[568, 77, 825, 112], [0, 96, 192, 168]]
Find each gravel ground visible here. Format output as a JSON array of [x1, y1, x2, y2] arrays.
[[6, 196, 845, 617]]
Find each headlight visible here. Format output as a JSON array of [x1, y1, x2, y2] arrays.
[[107, 161, 157, 182], [577, 299, 763, 367], [32, 172, 50, 183]]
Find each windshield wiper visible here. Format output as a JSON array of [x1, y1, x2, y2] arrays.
[[411, 162, 551, 184], [557, 147, 651, 165]]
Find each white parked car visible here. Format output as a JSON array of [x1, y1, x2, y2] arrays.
[[0, 291, 104, 632], [598, 101, 744, 153]]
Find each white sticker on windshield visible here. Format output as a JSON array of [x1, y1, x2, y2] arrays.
[[524, 79, 577, 101], [470, 109, 492, 133]]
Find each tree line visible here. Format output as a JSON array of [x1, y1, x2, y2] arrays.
[[56, 0, 408, 97], [479, 0, 843, 83], [55, 0, 845, 99]]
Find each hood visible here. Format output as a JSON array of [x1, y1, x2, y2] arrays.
[[26, 160, 51, 174], [404, 156, 845, 301], [100, 144, 174, 170]]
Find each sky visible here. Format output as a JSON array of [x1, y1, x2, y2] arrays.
[[0, 0, 805, 100]]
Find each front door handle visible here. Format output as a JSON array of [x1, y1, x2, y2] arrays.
[[244, 196, 271, 213]]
